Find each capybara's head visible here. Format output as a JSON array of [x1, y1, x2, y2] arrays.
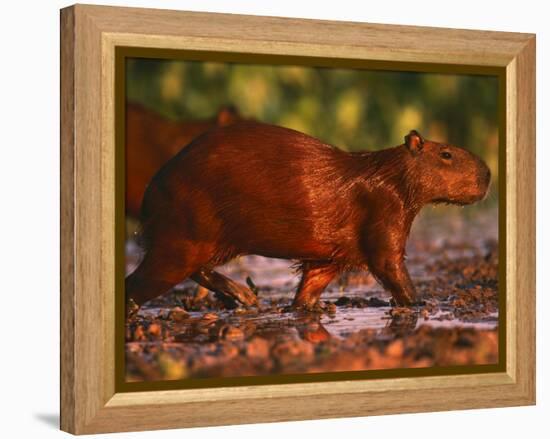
[[403, 130, 491, 205]]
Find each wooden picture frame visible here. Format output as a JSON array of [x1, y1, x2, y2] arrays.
[[60, 4, 536, 434]]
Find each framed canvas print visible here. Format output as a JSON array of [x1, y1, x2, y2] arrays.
[[60, 4, 536, 434]]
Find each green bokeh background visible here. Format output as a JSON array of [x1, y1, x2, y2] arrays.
[[126, 58, 499, 189]]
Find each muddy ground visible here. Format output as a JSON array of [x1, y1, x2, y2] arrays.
[[125, 207, 499, 382]]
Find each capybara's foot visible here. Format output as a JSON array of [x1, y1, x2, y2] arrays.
[[388, 307, 419, 332], [390, 292, 417, 307], [229, 282, 259, 307], [290, 299, 325, 313], [191, 268, 259, 308]]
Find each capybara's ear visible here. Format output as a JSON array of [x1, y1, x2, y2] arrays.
[[405, 130, 424, 154], [216, 105, 240, 126]]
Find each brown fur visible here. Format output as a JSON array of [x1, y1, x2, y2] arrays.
[[126, 122, 491, 311], [125, 103, 241, 217]]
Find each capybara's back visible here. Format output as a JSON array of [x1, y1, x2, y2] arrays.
[[125, 103, 241, 217], [127, 121, 490, 314]]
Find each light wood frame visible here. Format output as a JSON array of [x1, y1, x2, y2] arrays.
[[60, 4, 536, 434]]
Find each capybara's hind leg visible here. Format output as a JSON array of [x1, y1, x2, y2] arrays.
[[125, 245, 202, 315], [292, 263, 338, 309], [191, 268, 259, 308]]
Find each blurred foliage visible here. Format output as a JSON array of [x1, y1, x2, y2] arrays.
[[126, 58, 499, 184]]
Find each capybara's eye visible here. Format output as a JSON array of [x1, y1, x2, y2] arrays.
[[440, 151, 452, 160]]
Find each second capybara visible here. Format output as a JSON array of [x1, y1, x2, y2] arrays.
[[126, 121, 490, 312], [125, 102, 241, 217]]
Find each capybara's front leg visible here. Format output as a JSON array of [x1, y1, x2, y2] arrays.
[[191, 268, 259, 307], [292, 263, 338, 309], [367, 254, 416, 306]]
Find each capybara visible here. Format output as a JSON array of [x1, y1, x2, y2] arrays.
[[126, 122, 490, 313], [125, 102, 241, 217]]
